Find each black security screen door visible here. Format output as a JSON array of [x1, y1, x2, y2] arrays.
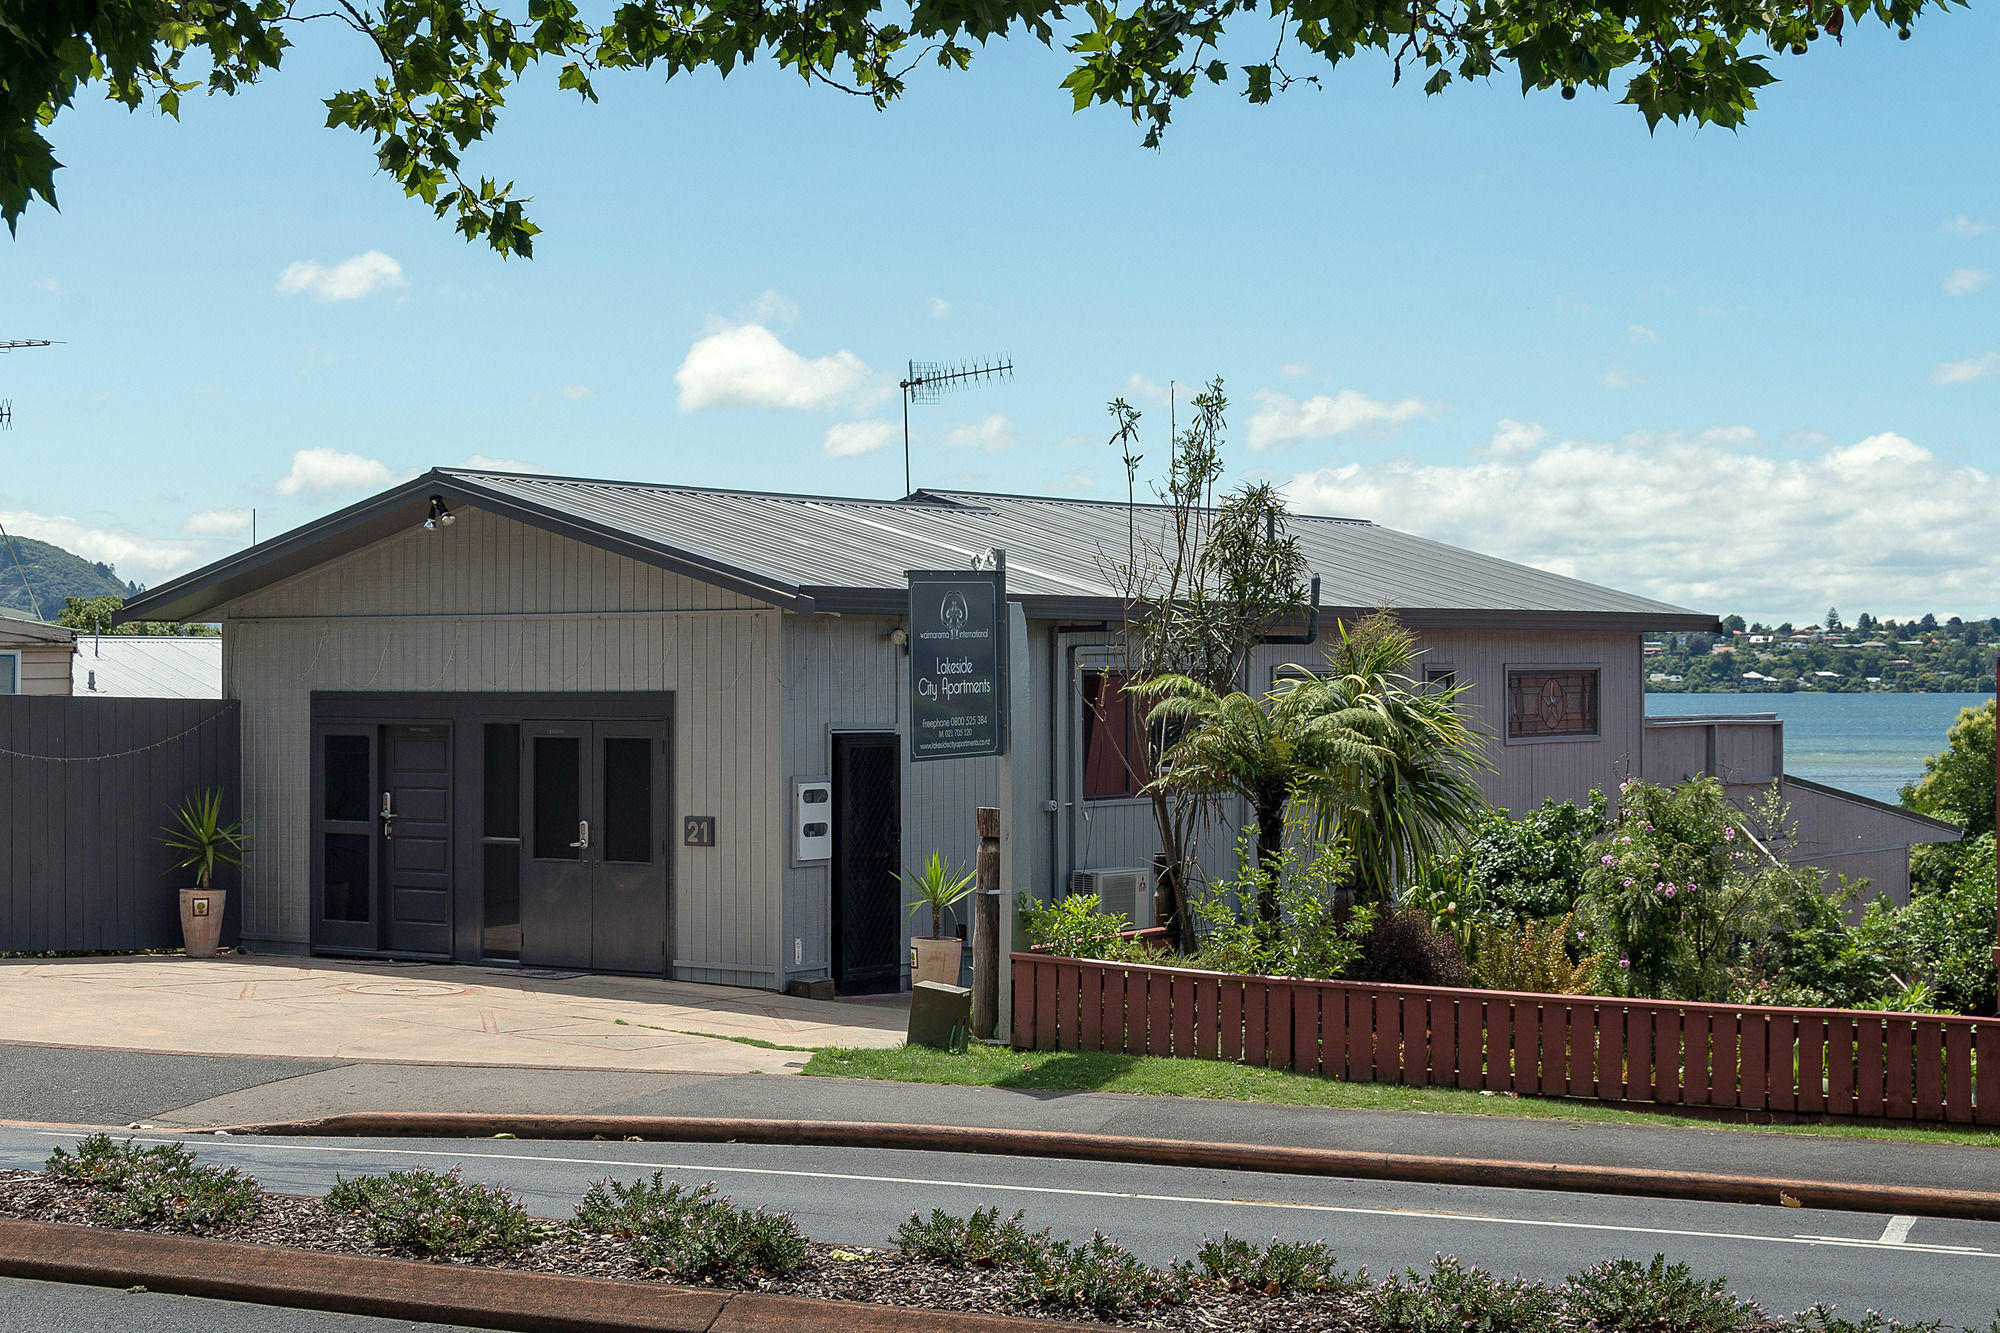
[[314, 726, 378, 953], [832, 732, 901, 994], [382, 725, 452, 956]]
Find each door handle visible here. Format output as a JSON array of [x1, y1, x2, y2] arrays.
[[570, 820, 591, 852], [380, 790, 395, 840]]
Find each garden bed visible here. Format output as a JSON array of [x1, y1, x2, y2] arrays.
[[0, 1138, 1989, 1333]]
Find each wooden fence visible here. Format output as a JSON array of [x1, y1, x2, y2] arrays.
[[1011, 952, 2000, 1126], [2, 697, 241, 952]]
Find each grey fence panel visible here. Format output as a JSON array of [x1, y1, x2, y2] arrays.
[[0, 698, 241, 952]]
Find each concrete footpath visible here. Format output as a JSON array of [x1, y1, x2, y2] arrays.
[[0, 955, 905, 1074], [4, 1040, 1997, 1197]]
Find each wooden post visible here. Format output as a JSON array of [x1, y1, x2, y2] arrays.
[[974, 805, 1001, 1038]]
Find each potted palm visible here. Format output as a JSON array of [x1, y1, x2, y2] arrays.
[[899, 850, 977, 988], [161, 788, 246, 958]]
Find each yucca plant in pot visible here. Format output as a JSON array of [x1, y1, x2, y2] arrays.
[[160, 788, 246, 958], [898, 850, 977, 987]]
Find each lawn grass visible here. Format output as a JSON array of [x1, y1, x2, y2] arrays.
[[802, 1043, 2000, 1149]]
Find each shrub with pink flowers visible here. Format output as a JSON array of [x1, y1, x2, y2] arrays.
[[1578, 778, 1814, 1002]]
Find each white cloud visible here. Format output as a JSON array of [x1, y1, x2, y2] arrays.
[[823, 420, 896, 458], [0, 508, 203, 591], [30, 276, 58, 293], [743, 288, 798, 329], [930, 297, 951, 319], [943, 413, 1016, 451], [1930, 351, 2000, 386], [277, 250, 407, 303], [1279, 361, 1314, 379], [275, 447, 399, 496], [1283, 426, 2000, 623], [1246, 388, 1439, 451], [1052, 469, 1095, 494], [459, 454, 538, 474], [1627, 324, 1660, 344], [1943, 267, 1991, 296], [181, 508, 252, 537], [1943, 214, 1992, 239], [675, 324, 872, 413], [1485, 419, 1548, 458], [560, 384, 595, 400], [1599, 365, 1637, 389], [1123, 373, 1169, 406]]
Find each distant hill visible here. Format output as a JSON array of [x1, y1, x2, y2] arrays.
[[0, 533, 139, 621]]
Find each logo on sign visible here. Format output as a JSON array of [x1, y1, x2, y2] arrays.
[[941, 590, 969, 634]]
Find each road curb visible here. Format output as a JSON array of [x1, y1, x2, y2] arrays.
[[199, 1111, 2000, 1222], [0, 1217, 1094, 1333]]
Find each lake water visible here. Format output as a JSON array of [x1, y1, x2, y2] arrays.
[[1644, 691, 1993, 804]]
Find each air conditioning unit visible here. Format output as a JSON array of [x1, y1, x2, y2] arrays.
[[1069, 866, 1154, 930]]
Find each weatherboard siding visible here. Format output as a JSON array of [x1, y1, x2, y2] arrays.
[[777, 613, 1052, 985], [14, 644, 75, 696], [218, 505, 785, 987]]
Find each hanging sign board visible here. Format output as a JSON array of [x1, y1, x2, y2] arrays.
[[907, 568, 1007, 761]]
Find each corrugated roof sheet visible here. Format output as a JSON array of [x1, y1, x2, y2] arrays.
[[442, 470, 1709, 624], [71, 636, 222, 698]]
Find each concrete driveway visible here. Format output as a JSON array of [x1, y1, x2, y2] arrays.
[[0, 955, 905, 1076]]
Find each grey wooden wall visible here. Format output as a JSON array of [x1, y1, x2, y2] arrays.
[[1, 697, 241, 951], [217, 505, 786, 987]]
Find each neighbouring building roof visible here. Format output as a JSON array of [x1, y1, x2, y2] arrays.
[[121, 469, 1721, 631], [70, 636, 222, 698], [0, 614, 75, 646]]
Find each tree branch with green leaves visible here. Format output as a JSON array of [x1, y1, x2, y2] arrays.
[[3, 0, 1960, 255]]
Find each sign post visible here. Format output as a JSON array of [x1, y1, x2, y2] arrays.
[[908, 561, 1012, 1038], [907, 568, 1007, 762]]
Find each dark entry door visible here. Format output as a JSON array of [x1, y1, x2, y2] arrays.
[[832, 732, 901, 994], [520, 720, 670, 973], [314, 726, 379, 953], [521, 722, 594, 969], [382, 725, 452, 955]]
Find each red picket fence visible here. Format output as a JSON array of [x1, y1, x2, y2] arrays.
[[1010, 953, 2000, 1126]]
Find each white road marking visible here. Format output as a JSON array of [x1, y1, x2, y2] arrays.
[[1879, 1215, 1917, 1245], [19, 1131, 2000, 1261]]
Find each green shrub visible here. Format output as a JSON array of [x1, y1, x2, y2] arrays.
[[1450, 793, 1612, 927], [1021, 893, 1145, 962], [1008, 1231, 1184, 1316], [573, 1173, 807, 1281], [1351, 907, 1470, 987], [892, 1206, 1048, 1268], [1472, 910, 1603, 994], [1560, 1254, 1762, 1332], [46, 1134, 260, 1233], [1782, 1303, 1946, 1333], [1189, 837, 1372, 981], [1366, 1254, 1562, 1332], [326, 1167, 538, 1258], [1183, 1231, 1362, 1294]]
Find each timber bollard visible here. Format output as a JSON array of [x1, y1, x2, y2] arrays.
[[973, 805, 1001, 1039]]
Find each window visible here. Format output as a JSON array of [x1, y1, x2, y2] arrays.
[[1425, 665, 1458, 690], [1081, 670, 1150, 799], [1507, 668, 1599, 739], [0, 651, 18, 695]]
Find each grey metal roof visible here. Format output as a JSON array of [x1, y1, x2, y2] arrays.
[[121, 468, 1718, 631], [0, 614, 75, 645], [71, 636, 223, 698]]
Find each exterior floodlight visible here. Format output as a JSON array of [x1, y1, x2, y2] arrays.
[[424, 496, 455, 530]]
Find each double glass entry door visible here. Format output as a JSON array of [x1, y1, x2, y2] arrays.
[[513, 720, 670, 973]]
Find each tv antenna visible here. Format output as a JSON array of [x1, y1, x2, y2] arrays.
[[898, 356, 1013, 496], [1, 339, 58, 430]]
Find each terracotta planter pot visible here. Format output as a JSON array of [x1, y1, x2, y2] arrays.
[[909, 935, 962, 988], [178, 888, 226, 958]]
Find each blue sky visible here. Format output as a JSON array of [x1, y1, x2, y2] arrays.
[[3, 8, 1997, 625]]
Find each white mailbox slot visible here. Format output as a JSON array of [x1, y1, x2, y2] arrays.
[[794, 779, 832, 862]]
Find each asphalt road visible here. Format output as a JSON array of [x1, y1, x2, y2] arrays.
[[0, 1275, 506, 1333], [4, 1128, 1998, 1328]]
